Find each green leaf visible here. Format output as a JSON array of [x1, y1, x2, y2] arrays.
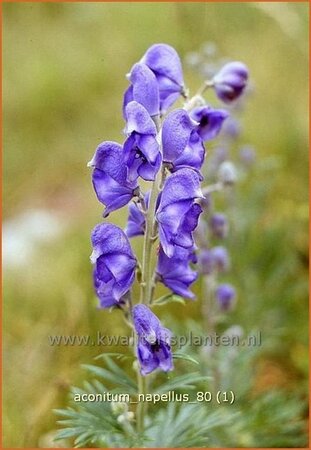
[[82, 361, 136, 393], [94, 352, 132, 361], [153, 294, 185, 306], [173, 352, 199, 365], [153, 372, 211, 394]]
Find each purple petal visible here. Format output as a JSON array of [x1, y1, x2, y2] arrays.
[[162, 109, 196, 162], [91, 224, 136, 308], [157, 246, 197, 299], [125, 101, 157, 136], [157, 168, 203, 211], [141, 43, 184, 86], [213, 62, 248, 104], [92, 169, 136, 216], [127, 63, 160, 117], [190, 106, 229, 141]]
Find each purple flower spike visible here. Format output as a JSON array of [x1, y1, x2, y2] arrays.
[[91, 223, 137, 308], [213, 62, 248, 104], [157, 246, 197, 299], [123, 63, 160, 117], [216, 283, 236, 311], [124, 101, 161, 181], [209, 213, 228, 239], [141, 43, 184, 112], [88, 141, 138, 217], [162, 109, 205, 173], [190, 105, 229, 141], [132, 304, 173, 375], [156, 168, 203, 257]]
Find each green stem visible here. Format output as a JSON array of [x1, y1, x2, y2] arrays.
[[202, 274, 220, 395], [183, 80, 214, 111], [139, 177, 160, 304], [139, 116, 163, 305], [136, 372, 147, 434], [136, 116, 163, 434]]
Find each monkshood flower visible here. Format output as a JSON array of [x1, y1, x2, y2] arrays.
[[222, 116, 241, 139], [123, 62, 160, 117], [156, 168, 203, 257], [157, 246, 197, 299], [132, 304, 173, 375], [162, 109, 205, 173], [218, 161, 238, 185], [125, 192, 150, 238], [90, 223, 137, 308], [239, 145, 256, 167], [141, 43, 184, 112], [216, 283, 236, 311], [190, 105, 229, 141], [198, 246, 229, 274], [124, 201, 145, 238], [209, 212, 228, 239], [198, 249, 214, 275], [213, 61, 249, 104], [124, 101, 161, 181], [211, 246, 230, 272], [88, 141, 138, 217]]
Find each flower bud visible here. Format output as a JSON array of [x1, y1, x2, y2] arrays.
[[194, 218, 209, 248], [218, 161, 238, 185], [216, 283, 236, 311], [198, 249, 214, 275], [117, 411, 135, 424], [210, 246, 230, 272], [222, 117, 241, 139], [111, 401, 128, 416], [213, 62, 248, 104], [209, 213, 228, 239], [239, 145, 256, 167]]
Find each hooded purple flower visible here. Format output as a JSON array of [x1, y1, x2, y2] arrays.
[[124, 202, 145, 238], [216, 283, 236, 311], [141, 43, 184, 112], [91, 223, 137, 308], [132, 304, 173, 375], [157, 246, 197, 299], [88, 141, 138, 217], [213, 62, 248, 104], [156, 168, 203, 257], [239, 145, 256, 167], [198, 246, 229, 274], [124, 101, 161, 181], [189, 105, 229, 141], [209, 213, 229, 239], [198, 249, 214, 275], [123, 63, 160, 117], [211, 246, 230, 272], [222, 117, 241, 139], [124, 192, 150, 238], [162, 109, 205, 173]]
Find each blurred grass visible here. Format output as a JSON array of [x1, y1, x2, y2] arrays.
[[3, 2, 309, 447]]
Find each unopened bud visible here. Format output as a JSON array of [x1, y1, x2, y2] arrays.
[[111, 401, 128, 416], [218, 161, 238, 185], [117, 411, 135, 424]]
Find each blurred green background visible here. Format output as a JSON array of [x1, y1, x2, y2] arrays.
[[3, 2, 308, 448]]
